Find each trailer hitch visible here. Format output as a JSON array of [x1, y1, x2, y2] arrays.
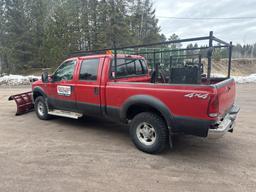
[[8, 91, 34, 115]]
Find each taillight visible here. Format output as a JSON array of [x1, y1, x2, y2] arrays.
[[208, 95, 219, 118]]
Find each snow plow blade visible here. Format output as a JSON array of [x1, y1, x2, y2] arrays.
[[8, 91, 34, 115]]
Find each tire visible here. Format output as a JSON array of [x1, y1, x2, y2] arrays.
[[34, 96, 51, 120], [130, 112, 169, 154]]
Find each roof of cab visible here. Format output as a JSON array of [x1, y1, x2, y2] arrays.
[[67, 54, 145, 61]]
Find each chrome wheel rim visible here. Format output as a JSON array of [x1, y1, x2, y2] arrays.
[[37, 101, 45, 116], [136, 122, 156, 146]]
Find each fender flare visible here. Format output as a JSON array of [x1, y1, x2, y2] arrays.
[[120, 95, 174, 129], [32, 86, 47, 101]]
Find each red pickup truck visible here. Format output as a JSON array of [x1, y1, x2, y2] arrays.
[[10, 32, 240, 154]]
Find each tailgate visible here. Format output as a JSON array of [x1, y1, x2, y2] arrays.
[[215, 78, 236, 116]]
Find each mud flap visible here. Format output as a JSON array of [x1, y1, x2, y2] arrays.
[[169, 134, 173, 149], [8, 91, 34, 115]]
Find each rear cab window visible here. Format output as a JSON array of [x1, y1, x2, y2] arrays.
[[111, 58, 148, 78]]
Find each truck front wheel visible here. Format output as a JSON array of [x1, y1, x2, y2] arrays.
[[130, 112, 169, 154], [35, 96, 51, 120]]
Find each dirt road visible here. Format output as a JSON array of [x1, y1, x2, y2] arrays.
[[0, 84, 255, 192]]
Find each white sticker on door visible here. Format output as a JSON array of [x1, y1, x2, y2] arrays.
[[57, 85, 71, 96]]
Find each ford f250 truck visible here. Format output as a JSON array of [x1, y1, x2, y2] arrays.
[[9, 32, 240, 154]]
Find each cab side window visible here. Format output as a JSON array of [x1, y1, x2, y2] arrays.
[[53, 60, 76, 82], [79, 59, 100, 81]]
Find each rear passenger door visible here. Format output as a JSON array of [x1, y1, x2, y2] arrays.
[[75, 58, 102, 116]]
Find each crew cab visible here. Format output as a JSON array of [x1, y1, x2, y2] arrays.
[[31, 52, 239, 154], [9, 32, 239, 154]]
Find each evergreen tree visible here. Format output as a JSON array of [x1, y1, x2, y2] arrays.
[[28, 0, 48, 68], [5, 0, 255, 74], [4, 0, 33, 72], [168, 33, 182, 49], [0, 0, 5, 73]]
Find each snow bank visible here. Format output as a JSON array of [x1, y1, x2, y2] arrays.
[[0, 74, 40, 86], [233, 74, 256, 84], [212, 73, 256, 84], [0, 73, 256, 86], [211, 73, 226, 77], [197, 73, 256, 84]]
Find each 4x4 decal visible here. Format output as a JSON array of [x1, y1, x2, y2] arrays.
[[184, 93, 209, 99]]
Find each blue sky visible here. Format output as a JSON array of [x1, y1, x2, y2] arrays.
[[153, 0, 256, 44]]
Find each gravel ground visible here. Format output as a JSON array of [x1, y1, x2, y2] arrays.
[[0, 84, 255, 192]]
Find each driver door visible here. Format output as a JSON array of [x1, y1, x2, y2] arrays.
[[48, 59, 78, 111]]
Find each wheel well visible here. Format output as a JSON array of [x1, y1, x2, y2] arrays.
[[126, 104, 166, 125], [33, 91, 43, 101]]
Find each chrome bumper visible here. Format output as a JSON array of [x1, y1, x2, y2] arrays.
[[208, 105, 240, 138]]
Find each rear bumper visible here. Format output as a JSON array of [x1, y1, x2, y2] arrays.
[[208, 105, 240, 138]]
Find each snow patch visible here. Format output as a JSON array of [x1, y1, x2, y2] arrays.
[[233, 74, 256, 84], [0, 74, 40, 86], [0, 73, 256, 86], [198, 73, 256, 84], [211, 73, 226, 77]]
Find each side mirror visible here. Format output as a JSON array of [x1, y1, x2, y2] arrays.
[[48, 75, 53, 82], [41, 71, 49, 83]]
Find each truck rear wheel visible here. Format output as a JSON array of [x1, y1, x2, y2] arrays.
[[35, 96, 51, 120], [130, 112, 169, 154]]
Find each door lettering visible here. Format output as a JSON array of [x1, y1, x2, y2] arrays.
[[57, 85, 71, 96]]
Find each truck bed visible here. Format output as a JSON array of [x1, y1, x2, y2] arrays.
[[104, 77, 236, 136]]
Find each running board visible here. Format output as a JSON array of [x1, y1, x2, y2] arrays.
[[48, 110, 83, 119]]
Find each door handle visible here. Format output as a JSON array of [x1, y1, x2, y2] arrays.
[[94, 87, 99, 95]]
